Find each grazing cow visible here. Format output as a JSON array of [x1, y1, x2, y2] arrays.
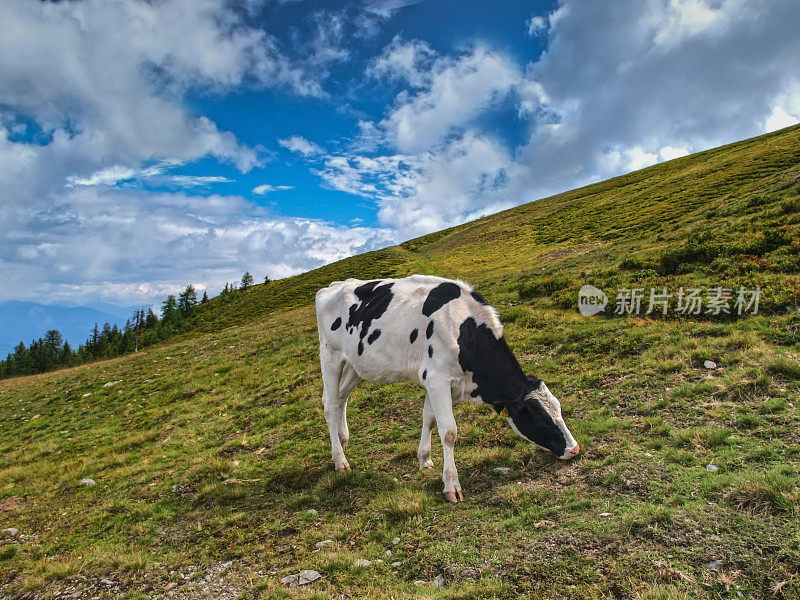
[[315, 275, 579, 503]]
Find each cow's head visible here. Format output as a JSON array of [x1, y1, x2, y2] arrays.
[[504, 376, 580, 460]]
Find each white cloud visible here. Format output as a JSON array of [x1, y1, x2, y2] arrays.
[[0, 186, 396, 304], [764, 107, 800, 132], [650, 0, 745, 49], [659, 145, 691, 161], [374, 46, 520, 153], [526, 15, 548, 36], [279, 135, 325, 156], [253, 184, 294, 195], [166, 175, 234, 188], [67, 165, 138, 187], [368, 36, 436, 87], [316, 132, 517, 237], [365, 0, 427, 19], [0, 0, 324, 213]]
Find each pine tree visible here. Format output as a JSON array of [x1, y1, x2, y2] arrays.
[[264, 274, 271, 284], [161, 295, 182, 328], [43, 330, 63, 370], [90, 323, 101, 356], [178, 284, 198, 316], [201, 290, 209, 303], [241, 271, 254, 290], [131, 308, 145, 352]]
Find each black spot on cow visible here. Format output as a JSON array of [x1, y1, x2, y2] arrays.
[[422, 282, 461, 316], [428, 345, 434, 358], [426, 320, 434, 339], [458, 317, 526, 412], [358, 340, 364, 355], [367, 328, 381, 344], [409, 328, 418, 343], [507, 398, 567, 457], [457, 317, 566, 456], [347, 303, 359, 333], [422, 369, 427, 380], [347, 280, 394, 349], [470, 290, 488, 305], [330, 317, 342, 331]]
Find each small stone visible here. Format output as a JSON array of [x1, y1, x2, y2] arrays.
[[354, 558, 372, 567], [413, 580, 426, 586], [391, 561, 401, 567], [305, 509, 318, 517], [392, 537, 400, 545], [100, 579, 113, 586], [432, 575, 445, 588], [280, 575, 297, 585], [493, 467, 511, 474], [707, 559, 725, 571], [703, 360, 717, 370], [102, 380, 121, 388], [385, 549, 392, 556], [165, 582, 177, 591], [298, 569, 321, 585], [3, 528, 19, 537], [315, 539, 334, 548], [82, 393, 91, 398], [80, 478, 96, 486], [706, 463, 719, 472], [599, 512, 612, 517]]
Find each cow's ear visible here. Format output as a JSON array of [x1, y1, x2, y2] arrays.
[[526, 374, 543, 389]]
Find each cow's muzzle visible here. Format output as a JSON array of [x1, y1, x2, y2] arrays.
[[560, 443, 580, 460]]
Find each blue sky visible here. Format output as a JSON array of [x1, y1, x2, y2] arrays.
[[1, 0, 799, 310]]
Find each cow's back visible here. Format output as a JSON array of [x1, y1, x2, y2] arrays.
[[316, 276, 503, 386]]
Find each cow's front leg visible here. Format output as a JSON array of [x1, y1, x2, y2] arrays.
[[426, 377, 463, 503], [320, 346, 349, 471], [417, 393, 435, 470]]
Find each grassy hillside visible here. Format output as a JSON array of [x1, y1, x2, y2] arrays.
[[1, 125, 799, 599]]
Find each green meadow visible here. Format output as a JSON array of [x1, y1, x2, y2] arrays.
[[1, 125, 799, 599]]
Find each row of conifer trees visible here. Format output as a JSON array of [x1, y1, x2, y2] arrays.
[[0, 272, 264, 379]]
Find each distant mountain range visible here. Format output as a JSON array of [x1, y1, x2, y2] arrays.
[[0, 301, 140, 358]]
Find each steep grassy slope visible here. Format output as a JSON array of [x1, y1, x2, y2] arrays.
[[1, 125, 799, 599]]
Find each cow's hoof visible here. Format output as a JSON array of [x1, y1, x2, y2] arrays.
[[443, 488, 464, 503], [334, 459, 351, 471], [420, 459, 434, 470]]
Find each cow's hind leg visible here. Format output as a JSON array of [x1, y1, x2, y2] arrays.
[[320, 345, 349, 471], [417, 393, 435, 470], [426, 377, 463, 503], [337, 362, 362, 453]]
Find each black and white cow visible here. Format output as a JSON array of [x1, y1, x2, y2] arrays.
[[315, 275, 579, 503]]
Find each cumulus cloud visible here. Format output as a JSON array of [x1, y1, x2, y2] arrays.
[[368, 36, 437, 87], [0, 0, 374, 304], [0, 0, 321, 212], [526, 15, 548, 36], [0, 186, 396, 304], [279, 135, 325, 156], [374, 46, 520, 153]]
